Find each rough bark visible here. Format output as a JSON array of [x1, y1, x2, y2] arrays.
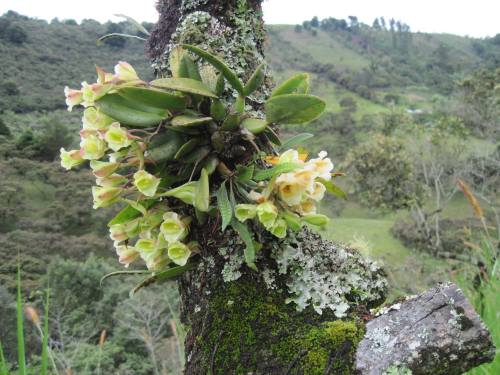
[[148, 1, 495, 373]]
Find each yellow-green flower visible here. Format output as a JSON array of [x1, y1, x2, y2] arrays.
[[143, 248, 170, 271], [64, 86, 83, 111], [83, 107, 114, 130], [115, 244, 139, 267], [278, 149, 302, 164], [256, 201, 278, 229], [308, 181, 326, 202], [135, 238, 157, 254], [234, 204, 257, 222], [133, 170, 160, 197], [114, 61, 139, 81], [305, 151, 334, 181], [90, 160, 120, 178], [168, 242, 191, 266], [92, 186, 121, 209], [104, 123, 132, 152], [160, 212, 188, 243], [291, 199, 317, 216], [60, 148, 84, 170], [80, 134, 107, 160], [81, 81, 111, 107], [270, 218, 287, 238]]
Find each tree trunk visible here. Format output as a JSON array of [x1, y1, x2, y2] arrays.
[[148, 1, 495, 373]]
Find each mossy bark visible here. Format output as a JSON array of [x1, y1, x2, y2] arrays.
[[147, 1, 387, 373]]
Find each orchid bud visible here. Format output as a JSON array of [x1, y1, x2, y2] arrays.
[[90, 160, 120, 178], [92, 186, 121, 209], [64, 87, 83, 111], [80, 134, 107, 160], [278, 149, 301, 164], [168, 242, 191, 266], [270, 218, 287, 239], [96, 173, 127, 187], [104, 123, 132, 152], [234, 204, 257, 222], [301, 214, 329, 226], [114, 61, 139, 81], [60, 148, 84, 170], [160, 212, 188, 243], [256, 201, 278, 230], [115, 244, 139, 267], [83, 107, 114, 130], [133, 170, 160, 197]]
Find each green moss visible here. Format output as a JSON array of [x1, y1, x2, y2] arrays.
[[199, 279, 365, 374]]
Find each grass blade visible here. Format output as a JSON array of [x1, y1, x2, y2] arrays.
[[0, 340, 8, 375], [16, 265, 26, 375], [41, 287, 50, 375]]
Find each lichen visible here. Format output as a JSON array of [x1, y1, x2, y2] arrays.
[[383, 364, 413, 375], [273, 230, 387, 316]]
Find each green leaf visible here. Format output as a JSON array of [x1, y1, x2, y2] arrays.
[[279, 133, 314, 151], [264, 127, 282, 146], [302, 214, 329, 226], [16, 266, 26, 375], [114, 14, 150, 36], [221, 113, 240, 131], [195, 168, 210, 212], [282, 211, 302, 231], [171, 114, 212, 127], [117, 87, 187, 112], [241, 118, 267, 134], [210, 99, 226, 121], [97, 33, 146, 45], [234, 96, 245, 113], [231, 219, 257, 270], [271, 73, 309, 97], [160, 181, 198, 205], [130, 263, 197, 296], [182, 54, 202, 81], [215, 73, 225, 96], [174, 138, 201, 160], [148, 131, 186, 163], [244, 63, 265, 97], [151, 77, 217, 98], [184, 145, 211, 164], [265, 94, 325, 125], [121, 199, 148, 216], [96, 94, 168, 128], [182, 44, 245, 95], [201, 155, 219, 175], [216, 182, 233, 231], [41, 287, 50, 375], [100, 270, 151, 286], [253, 162, 302, 181], [108, 200, 155, 226], [319, 178, 347, 199], [236, 164, 255, 182], [169, 46, 188, 78]]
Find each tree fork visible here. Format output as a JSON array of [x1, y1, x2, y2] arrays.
[[148, 1, 495, 373]]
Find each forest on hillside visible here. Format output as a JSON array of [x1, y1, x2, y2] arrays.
[[0, 10, 498, 374]]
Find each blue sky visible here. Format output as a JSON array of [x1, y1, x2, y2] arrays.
[[1, 0, 498, 38]]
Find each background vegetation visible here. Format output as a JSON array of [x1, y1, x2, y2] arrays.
[[0, 10, 498, 374]]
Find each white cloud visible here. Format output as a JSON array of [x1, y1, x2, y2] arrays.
[[0, 0, 498, 37]]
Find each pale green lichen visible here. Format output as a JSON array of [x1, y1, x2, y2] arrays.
[[383, 364, 413, 375]]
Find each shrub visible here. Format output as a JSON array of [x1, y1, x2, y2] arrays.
[[4, 23, 28, 44]]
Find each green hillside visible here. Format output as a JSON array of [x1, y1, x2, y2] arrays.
[[0, 11, 498, 374]]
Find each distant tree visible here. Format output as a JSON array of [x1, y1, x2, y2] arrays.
[[4, 23, 27, 44], [379, 17, 386, 29], [339, 96, 357, 112], [63, 19, 78, 26], [294, 24, 303, 33], [302, 20, 311, 30], [0, 117, 11, 137], [344, 134, 423, 211], [372, 18, 381, 30], [310, 16, 319, 28], [348, 15, 358, 29], [1, 80, 20, 96]]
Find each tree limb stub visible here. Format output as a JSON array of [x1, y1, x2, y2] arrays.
[[356, 283, 495, 374]]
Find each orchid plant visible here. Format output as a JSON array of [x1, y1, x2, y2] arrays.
[[61, 44, 344, 290]]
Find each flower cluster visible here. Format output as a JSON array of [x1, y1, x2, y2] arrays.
[[61, 62, 197, 270], [60, 45, 340, 292], [234, 149, 333, 238]]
